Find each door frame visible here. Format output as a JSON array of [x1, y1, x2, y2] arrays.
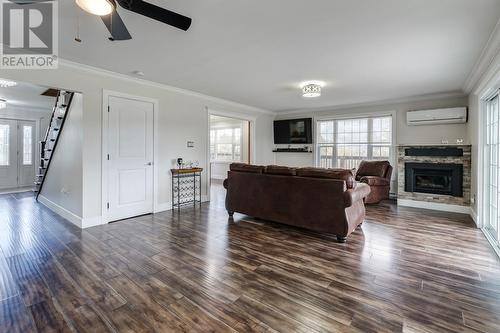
[[101, 90, 159, 224], [206, 107, 256, 202], [0, 117, 40, 190]]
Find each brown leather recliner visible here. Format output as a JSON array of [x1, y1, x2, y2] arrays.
[[355, 160, 393, 204], [224, 163, 371, 242]]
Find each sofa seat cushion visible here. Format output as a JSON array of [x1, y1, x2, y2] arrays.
[[230, 163, 265, 174], [359, 176, 390, 186], [265, 165, 297, 176], [355, 160, 390, 180], [296, 167, 356, 189]]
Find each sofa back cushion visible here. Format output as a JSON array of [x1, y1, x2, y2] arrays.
[[230, 163, 265, 174], [355, 160, 390, 180], [264, 165, 297, 176], [296, 167, 356, 189]]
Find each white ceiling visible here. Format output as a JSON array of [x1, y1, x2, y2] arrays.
[[0, 81, 56, 111], [59, 0, 500, 112]]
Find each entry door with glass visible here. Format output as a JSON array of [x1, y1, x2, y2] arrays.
[[0, 119, 35, 190], [484, 93, 500, 245]]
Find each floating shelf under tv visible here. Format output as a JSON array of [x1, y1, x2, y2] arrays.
[[272, 149, 313, 153]]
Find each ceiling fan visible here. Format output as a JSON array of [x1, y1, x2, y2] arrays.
[[9, 0, 192, 41]]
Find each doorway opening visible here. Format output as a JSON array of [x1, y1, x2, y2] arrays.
[[0, 80, 57, 194], [208, 114, 252, 207]]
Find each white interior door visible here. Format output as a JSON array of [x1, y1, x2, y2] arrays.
[[0, 119, 18, 189], [107, 95, 154, 222], [17, 121, 35, 187]]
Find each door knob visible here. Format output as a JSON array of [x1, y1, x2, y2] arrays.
[[146, 162, 152, 166]]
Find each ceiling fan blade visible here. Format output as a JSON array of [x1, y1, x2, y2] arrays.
[[117, 0, 192, 31], [101, 9, 132, 41]]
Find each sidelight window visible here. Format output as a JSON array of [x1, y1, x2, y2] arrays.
[[0, 124, 9, 166]]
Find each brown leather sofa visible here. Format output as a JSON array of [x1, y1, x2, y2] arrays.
[[223, 163, 371, 242], [355, 160, 393, 204]]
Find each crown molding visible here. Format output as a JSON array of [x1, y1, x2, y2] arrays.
[[463, 18, 500, 94], [58, 59, 276, 116], [276, 91, 467, 116]]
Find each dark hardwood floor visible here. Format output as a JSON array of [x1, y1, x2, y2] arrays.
[[0, 186, 500, 332]]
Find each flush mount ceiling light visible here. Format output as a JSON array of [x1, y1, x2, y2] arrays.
[[0, 79, 17, 88], [302, 84, 321, 98], [0, 99, 6, 109], [75, 0, 115, 16], [300, 81, 325, 98]]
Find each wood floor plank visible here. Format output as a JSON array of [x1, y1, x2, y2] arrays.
[[0, 188, 499, 332]]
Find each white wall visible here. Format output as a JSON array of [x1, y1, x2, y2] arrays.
[[40, 93, 83, 218], [0, 61, 275, 225], [273, 95, 469, 167], [467, 49, 500, 222]]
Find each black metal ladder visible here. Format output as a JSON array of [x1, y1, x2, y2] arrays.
[[35, 91, 75, 201]]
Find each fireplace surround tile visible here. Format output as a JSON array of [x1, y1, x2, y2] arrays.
[[397, 145, 471, 207]]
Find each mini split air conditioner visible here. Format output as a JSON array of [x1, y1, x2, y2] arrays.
[[407, 107, 468, 126]]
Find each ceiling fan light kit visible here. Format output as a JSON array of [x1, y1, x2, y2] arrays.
[[76, 0, 115, 16]]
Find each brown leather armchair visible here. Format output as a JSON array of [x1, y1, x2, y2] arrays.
[[355, 160, 393, 204]]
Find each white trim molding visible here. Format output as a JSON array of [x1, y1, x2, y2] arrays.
[[464, 18, 500, 93], [277, 91, 466, 116], [59, 59, 275, 116], [38, 195, 83, 228]]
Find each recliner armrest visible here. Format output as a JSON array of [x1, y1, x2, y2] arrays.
[[344, 183, 371, 207], [223, 179, 229, 189], [360, 176, 390, 186]]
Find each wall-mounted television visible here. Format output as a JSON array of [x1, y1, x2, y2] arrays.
[[274, 118, 313, 144]]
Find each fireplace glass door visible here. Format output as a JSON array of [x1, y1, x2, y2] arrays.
[[485, 93, 499, 244]]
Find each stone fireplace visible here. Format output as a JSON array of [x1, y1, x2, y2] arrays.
[[397, 145, 471, 209]]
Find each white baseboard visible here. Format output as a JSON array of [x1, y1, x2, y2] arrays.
[[397, 199, 472, 215], [470, 208, 479, 227], [38, 195, 83, 228]]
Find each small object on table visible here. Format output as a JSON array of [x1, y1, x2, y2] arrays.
[[171, 168, 203, 210]]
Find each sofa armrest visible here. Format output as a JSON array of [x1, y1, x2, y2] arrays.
[[223, 179, 229, 189], [344, 183, 371, 207], [360, 176, 390, 186]]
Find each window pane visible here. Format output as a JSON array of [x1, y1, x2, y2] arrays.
[[315, 116, 392, 170], [23, 126, 32, 165], [0, 124, 9, 166]]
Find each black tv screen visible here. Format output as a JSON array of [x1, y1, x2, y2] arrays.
[[274, 118, 313, 144]]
